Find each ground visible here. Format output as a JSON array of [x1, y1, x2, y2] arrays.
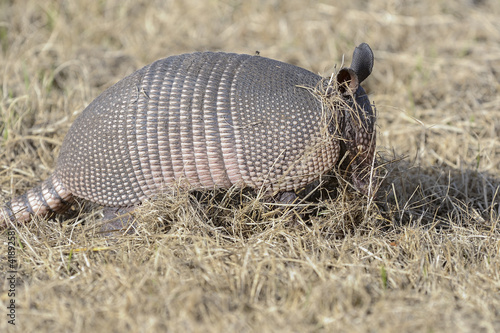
[[0, 0, 499, 332]]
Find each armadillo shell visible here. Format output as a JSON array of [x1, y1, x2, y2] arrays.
[[56, 52, 340, 207]]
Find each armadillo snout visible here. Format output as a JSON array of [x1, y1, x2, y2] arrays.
[[351, 131, 377, 196]]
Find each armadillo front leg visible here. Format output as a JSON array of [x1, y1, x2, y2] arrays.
[[0, 173, 74, 227]]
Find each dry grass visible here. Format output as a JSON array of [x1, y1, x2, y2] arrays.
[[0, 0, 499, 332]]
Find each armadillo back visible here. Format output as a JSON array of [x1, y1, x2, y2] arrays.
[[56, 52, 339, 207]]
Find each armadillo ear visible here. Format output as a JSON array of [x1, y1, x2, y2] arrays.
[[350, 43, 374, 83], [337, 68, 359, 96]]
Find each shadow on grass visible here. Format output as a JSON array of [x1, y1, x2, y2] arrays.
[[375, 154, 499, 231]]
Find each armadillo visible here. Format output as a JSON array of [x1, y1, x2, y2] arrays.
[[0, 43, 376, 228]]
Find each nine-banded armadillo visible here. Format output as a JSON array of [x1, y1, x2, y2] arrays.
[[0, 43, 376, 228]]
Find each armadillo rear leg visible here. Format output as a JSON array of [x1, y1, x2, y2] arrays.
[[0, 174, 74, 228], [97, 206, 137, 236]]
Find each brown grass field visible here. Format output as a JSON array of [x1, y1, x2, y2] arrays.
[[0, 0, 499, 332]]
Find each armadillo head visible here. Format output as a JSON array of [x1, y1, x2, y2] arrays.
[[332, 43, 376, 196]]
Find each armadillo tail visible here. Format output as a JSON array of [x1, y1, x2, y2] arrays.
[[1, 174, 74, 228]]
